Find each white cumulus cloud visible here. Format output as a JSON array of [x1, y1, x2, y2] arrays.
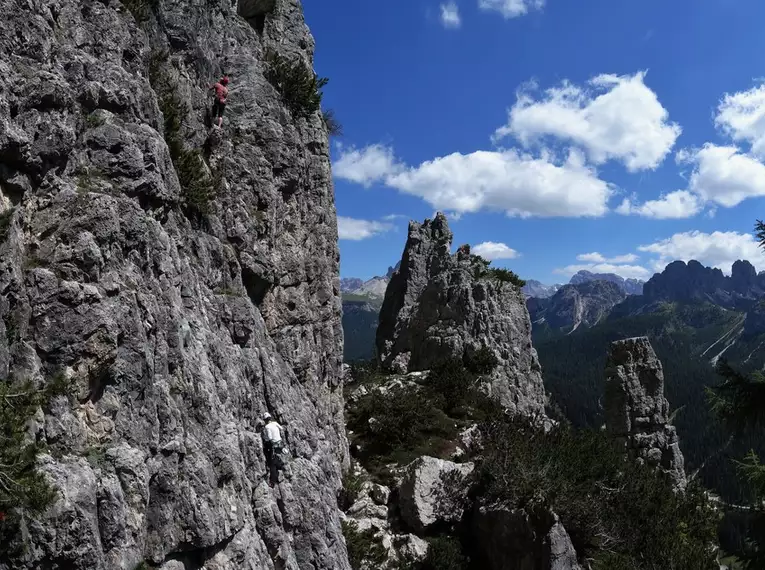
[[494, 72, 681, 172], [333, 144, 402, 187], [337, 216, 393, 241], [676, 144, 765, 208], [715, 83, 765, 159], [478, 0, 544, 18], [472, 241, 519, 260], [440, 2, 462, 28], [624, 82, 765, 218], [576, 252, 639, 263], [616, 190, 704, 219], [637, 230, 765, 274], [333, 144, 615, 218], [554, 263, 652, 280]]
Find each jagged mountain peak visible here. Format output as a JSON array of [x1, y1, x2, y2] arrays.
[[569, 270, 644, 296], [376, 213, 547, 417], [642, 258, 765, 307]]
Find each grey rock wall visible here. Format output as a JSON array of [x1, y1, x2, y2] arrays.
[[0, 0, 349, 568]]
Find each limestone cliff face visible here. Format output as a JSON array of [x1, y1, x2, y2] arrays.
[[0, 0, 349, 568], [605, 337, 687, 490], [376, 213, 547, 417]]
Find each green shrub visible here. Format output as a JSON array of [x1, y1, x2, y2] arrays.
[[394, 536, 468, 570], [463, 346, 499, 375], [342, 519, 387, 570], [348, 386, 451, 456], [149, 55, 215, 216], [322, 109, 343, 137], [475, 415, 720, 569], [470, 254, 491, 268], [420, 536, 468, 570], [339, 467, 366, 510], [84, 113, 106, 129], [348, 358, 383, 385], [467, 254, 525, 287], [264, 49, 328, 119], [486, 267, 526, 288], [76, 169, 107, 194], [428, 358, 477, 416], [85, 446, 106, 468]]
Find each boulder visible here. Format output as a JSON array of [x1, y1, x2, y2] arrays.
[[399, 456, 475, 532]]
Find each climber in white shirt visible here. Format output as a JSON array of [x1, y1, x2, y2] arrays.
[[261, 413, 286, 485]]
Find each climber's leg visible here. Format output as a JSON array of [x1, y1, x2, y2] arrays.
[[212, 100, 226, 128]]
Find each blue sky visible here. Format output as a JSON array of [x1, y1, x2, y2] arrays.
[[303, 0, 765, 284]]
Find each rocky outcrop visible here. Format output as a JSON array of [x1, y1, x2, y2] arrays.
[[604, 337, 687, 490], [528, 280, 626, 334], [569, 270, 644, 296], [341, 463, 429, 569], [0, 0, 349, 568], [473, 505, 582, 570], [398, 456, 474, 532], [376, 213, 547, 416]]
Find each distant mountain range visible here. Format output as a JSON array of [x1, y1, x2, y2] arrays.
[[527, 280, 627, 335], [530, 260, 765, 339], [522, 270, 644, 299]]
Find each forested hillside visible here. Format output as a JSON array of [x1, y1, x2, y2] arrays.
[[536, 300, 765, 503]]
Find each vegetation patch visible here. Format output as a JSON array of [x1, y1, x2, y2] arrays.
[[346, 354, 500, 481], [0, 375, 76, 560], [474, 415, 720, 569], [263, 48, 328, 119], [148, 50, 215, 216], [469, 254, 525, 288], [343, 519, 387, 570], [84, 112, 106, 129], [395, 536, 469, 570], [76, 168, 107, 194], [85, 446, 106, 468], [339, 466, 366, 510], [462, 346, 498, 375], [322, 109, 343, 137]]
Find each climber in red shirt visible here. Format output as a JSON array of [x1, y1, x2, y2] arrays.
[[209, 76, 229, 128]]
